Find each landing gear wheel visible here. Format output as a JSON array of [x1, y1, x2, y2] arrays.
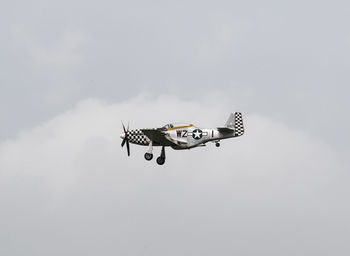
[[215, 142, 220, 147], [156, 157, 165, 165], [144, 153, 153, 161]]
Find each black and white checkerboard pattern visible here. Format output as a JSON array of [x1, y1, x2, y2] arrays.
[[234, 112, 244, 137], [128, 129, 149, 145]]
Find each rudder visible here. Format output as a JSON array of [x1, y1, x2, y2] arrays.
[[234, 112, 244, 137]]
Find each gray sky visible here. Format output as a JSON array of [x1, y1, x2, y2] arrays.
[[0, 0, 349, 255]]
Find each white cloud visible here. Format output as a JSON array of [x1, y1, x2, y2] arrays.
[[0, 95, 349, 256]]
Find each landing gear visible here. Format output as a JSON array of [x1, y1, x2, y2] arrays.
[[156, 156, 165, 165], [215, 142, 220, 147], [144, 153, 153, 161], [145, 143, 166, 165], [144, 141, 153, 161], [156, 146, 166, 165]]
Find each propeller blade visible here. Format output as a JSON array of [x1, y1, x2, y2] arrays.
[[126, 140, 130, 156], [122, 122, 126, 133], [121, 121, 131, 156]]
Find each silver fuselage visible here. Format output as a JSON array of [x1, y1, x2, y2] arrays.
[[123, 126, 234, 150]]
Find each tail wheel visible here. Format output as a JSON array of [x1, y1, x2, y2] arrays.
[[215, 142, 220, 147], [156, 157, 165, 165], [144, 153, 153, 161]]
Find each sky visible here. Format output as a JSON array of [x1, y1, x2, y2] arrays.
[[0, 0, 350, 255]]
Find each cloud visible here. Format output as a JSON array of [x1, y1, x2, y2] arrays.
[[0, 95, 349, 256]]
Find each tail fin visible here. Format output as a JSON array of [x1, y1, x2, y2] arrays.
[[233, 112, 244, 137], [225, 113, 235, 128], [225, 112, 244, 137]]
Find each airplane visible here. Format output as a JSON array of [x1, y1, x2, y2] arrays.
[[120, 112, 244, 165]]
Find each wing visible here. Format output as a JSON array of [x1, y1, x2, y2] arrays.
[[141, 129, 177, 146], [217, 127, 235, 133]]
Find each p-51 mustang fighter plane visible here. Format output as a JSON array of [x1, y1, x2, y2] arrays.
[[120, 112, 244, 165]]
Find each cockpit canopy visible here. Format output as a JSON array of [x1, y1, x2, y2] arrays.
[[161, 122, 194, 130]]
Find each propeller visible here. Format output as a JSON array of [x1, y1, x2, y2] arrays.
[[121, 122, 130, 156]]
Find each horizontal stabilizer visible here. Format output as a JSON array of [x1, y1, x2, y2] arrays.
[[217, 127, 235, 133]]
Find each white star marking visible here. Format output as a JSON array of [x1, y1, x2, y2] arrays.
[[193, 130, 201, 139]]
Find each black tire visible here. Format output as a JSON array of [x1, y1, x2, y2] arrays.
[[215, 142, 220, 147], [156, 157, 165, 165], [144, 153, 153, 161]]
